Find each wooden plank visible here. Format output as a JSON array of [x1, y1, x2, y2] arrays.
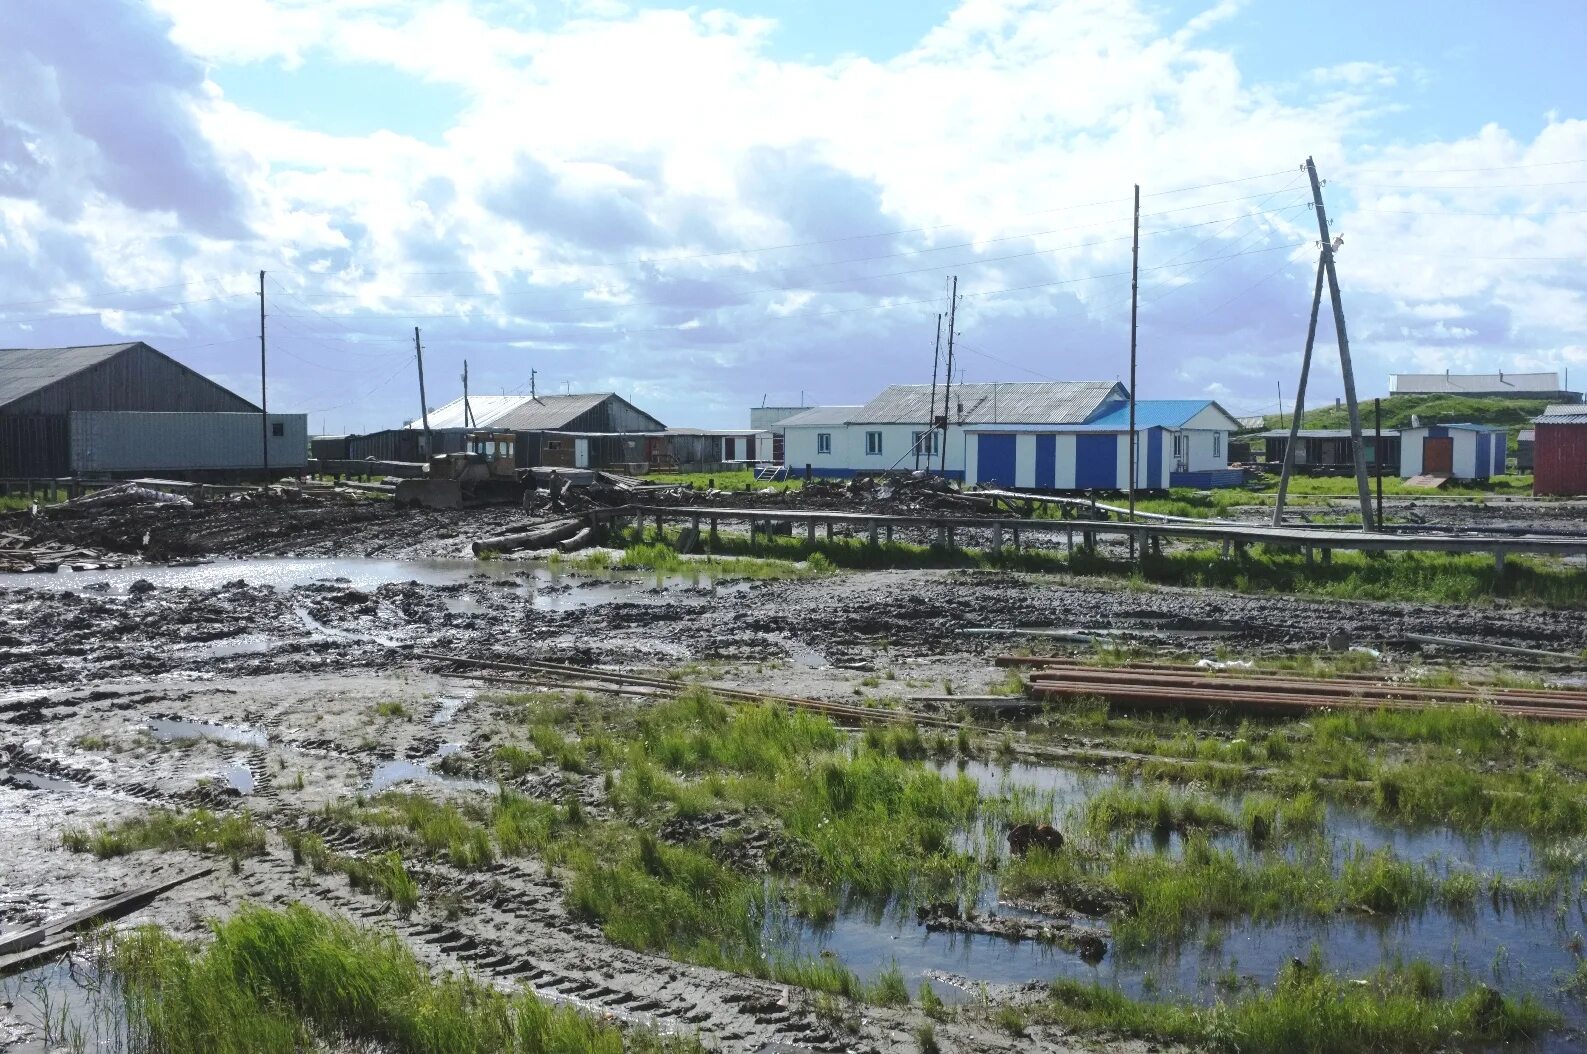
[[0, 865, 213, 957], [0, 936, 76, 979]]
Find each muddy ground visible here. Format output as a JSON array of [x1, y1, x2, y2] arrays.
[[5, 496, 1587, 1052]]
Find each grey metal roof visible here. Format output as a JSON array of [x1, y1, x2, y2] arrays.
[[849, 382, 1123, 425], [776, 405, 862, 427], [0, 343, 140, 410], [1535, 405, 1587, 425], [1519, 429, 1536, 442], [1390, 371, 1567, 395], [408, 392, 613, 431]]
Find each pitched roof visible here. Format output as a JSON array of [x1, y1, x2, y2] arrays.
[[1535, 404, 1587, 425], [0, 342, 141, 409], [1081, 400, 1242, 431], [407, 392, 614, 431], [776, 405, 862, 427], [1390, 372, 1568, 395], [850, 381, 1123, 425]]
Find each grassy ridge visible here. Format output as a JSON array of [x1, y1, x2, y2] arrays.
[[113, 904, 701, 1054]]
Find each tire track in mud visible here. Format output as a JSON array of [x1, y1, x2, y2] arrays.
[[2, 730, 880, 1053]]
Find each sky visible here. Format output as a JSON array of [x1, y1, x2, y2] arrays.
[[2, 0, 1585, 434]]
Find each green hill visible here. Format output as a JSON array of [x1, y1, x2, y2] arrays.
[[1262, 395, 1551, 450]]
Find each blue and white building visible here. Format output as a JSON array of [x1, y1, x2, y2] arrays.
[[964, 400, 1244, 489], [780, 381, 1244, 489], [1398, 422, 1508, 480]]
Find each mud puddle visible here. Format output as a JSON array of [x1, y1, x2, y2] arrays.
[[147, 717, 268, 749], [770, 754, 1585, 1045]]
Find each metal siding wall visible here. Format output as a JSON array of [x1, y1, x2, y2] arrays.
[[1453, 430, 1477, 478], [0, 415, 68, 475], [1034, 434, 1056, 488], [976, 434, 1016, 485], [1400, 430, 1423, 477], [1475, 432, 1492, 480], [6, 344, 259, 416], [1535, 424, 1587, 496], [1014, 434, 1036, 488], [1054, 434, 1077, 489], [1148, 427, 1164, 488], [68, 412, 308, 472], [1074, 434, 1116, 489]]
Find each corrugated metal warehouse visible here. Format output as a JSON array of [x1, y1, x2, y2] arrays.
[[1532, 406, 1587, 496], [343, 391, 669, 470], [0, 342, 305, 478]]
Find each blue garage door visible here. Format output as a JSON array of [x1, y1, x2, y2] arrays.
[[1475, 433, 1491, 479], [1075, 434, 1117, 489], [977, 433, 1016, 485], [1035, 434, 1056, 488]]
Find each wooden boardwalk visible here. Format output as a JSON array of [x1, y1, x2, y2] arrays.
[[595, 504, 1587, 572]]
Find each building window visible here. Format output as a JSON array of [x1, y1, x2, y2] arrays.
[[817, 432, 832, 454], [1213, 433, 1222, 456], [271, 421, 285, 438], [865, 431, 883, 456], [547, 440, 562, 451], [911, 430, 939, 456], [1172, 433, 1184, 457]]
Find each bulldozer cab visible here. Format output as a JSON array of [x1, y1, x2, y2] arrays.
[[466, 432, 517, 477]]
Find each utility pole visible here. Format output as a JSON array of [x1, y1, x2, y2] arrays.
[[530, 369, 538, 399], [258, 270, 269, 479], [462, 360, 474, 428], [939, 276, 958, 475], [1374, 397, 1385, 530], [1127, 184, 1140, 560], [1306, 156, 1374, 528], [1277, 382, 1285, 430], [924, 312, 942, 471], [1272, 253, 1326, 525], [414, 327, 431, 458]]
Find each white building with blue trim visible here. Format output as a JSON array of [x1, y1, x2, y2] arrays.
[[1398, 422, 1508, 480], [782, 381, 1243, 489]]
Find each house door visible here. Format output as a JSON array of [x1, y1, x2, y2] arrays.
[[976, 434, 1016, 485], [1422, 437, 1453, 475], [574, 437, 590, 469], [724, 437, 736, 461], [746, 436, 756, 461]]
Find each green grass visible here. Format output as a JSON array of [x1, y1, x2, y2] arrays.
[[610, 517, 1587, 607], [374, 701, 412, 719], [1042, 952, 1555, 1053], [1070, 544, 1587, 607], [1038, 699, 1587, 838], [62, 809, 267, 863], [1002, 833, 1551, 948], [112, 903, 704, 1054]]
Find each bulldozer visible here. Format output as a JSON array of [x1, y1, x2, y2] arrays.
[[394, 431, 528, 509]]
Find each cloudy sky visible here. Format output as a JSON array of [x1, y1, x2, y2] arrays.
[[3, 0, 1584, 432]]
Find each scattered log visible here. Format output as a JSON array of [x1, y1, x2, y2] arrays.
[[473, 518, 584, 556], [556, 525, 596, 553], [1405, 633, 1581, 662]]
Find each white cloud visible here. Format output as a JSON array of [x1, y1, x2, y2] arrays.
[[2, 0, 1583, 429]]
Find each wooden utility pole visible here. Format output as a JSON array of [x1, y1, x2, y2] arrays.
[[1277, 382, 1285, 429], [1128, 184, 1140, 559], [1272, 253, 1326, 525], [414, 327, 432, 458], [1374, 397, 1385, 529], [258, 270, 269, 478], [939, 275, 958, 475], [924, 312, 942, 471], [1306, 156, 1374, 528], [462, 360, 474, 428]]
